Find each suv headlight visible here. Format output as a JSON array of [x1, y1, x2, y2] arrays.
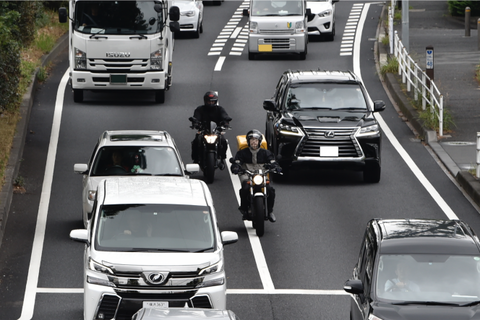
[[318, 9, 332, 17], [278, 123, 302, 136], [150, 49, 163, 70], [74, 48, 87, 70], [358, 124, 379, 136], [249, 21, 258, 34], [182, 10, 195, 17], [295, 20, 305, 33]]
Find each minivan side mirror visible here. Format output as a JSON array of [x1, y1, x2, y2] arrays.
[[221, 231, 238, 246]]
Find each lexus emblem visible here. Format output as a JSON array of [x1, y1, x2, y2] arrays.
[[325, 131, 335, 138], [143, 272, 168, 285]]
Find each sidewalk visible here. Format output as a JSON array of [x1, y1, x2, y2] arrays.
[[377, 1, 480, 208]]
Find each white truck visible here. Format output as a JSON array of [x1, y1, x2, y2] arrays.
[[59, 0, 180, 103], [243, 0, 310, 60]]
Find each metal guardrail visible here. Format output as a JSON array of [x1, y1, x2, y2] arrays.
[[387, 6, 444, 137]]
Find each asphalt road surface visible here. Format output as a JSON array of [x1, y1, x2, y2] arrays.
[[1, 1, 479, 319]]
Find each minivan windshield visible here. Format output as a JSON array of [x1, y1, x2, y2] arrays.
[[376, 254, 480, 304], [251, 0, 303, 16], [74, 1, 164, 34], [95, 204, 215, 252]]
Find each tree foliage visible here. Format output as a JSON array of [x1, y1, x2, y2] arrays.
[[448, 1, 480, 16]]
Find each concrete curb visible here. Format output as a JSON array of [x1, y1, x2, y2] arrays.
[[376, 5, 480, 208], [0, 33, 69, 248]]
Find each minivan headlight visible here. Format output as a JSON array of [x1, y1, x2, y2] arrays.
[[197, 260, 225, 288], [249, 21, 258, 33], [88, 258, 114, 275], [198, 259, 223, 276], [295, 20, 305, 33]]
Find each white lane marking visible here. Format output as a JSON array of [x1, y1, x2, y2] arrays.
[[230, 26, 243, 38], [18, 70, 69, 320], [354, 3, 458, 220], [214, 56, 226, 71]]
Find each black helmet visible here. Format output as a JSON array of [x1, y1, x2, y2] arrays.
[[203, 91, 218, 108], [246, 129, 263, 148]]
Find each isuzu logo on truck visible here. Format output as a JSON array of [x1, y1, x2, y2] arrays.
[[106, 52, 131, 57]]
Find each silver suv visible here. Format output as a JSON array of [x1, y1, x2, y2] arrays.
[[70, 176, 238, 320], [74, 130, 199, 225]]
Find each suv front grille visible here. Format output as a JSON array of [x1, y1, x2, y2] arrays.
[[299, 127, 361, 157]]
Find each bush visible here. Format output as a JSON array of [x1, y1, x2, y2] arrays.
[[448, 1, 480, 16]]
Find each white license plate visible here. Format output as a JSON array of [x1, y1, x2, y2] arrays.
[[142, 301, 169, 308], [320, 146, 338, 157]]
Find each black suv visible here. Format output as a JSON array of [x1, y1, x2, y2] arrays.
[[344, 218, 480, 320], [263, 70, 385, 182]]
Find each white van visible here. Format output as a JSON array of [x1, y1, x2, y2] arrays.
[[70, 176, 238, 320], [243, 0, 310, 60]]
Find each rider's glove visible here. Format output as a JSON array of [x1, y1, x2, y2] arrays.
[[231, 164, 240, 174], [272, 163, 282, 173]]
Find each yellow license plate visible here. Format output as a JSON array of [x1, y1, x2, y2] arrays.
[[258, 44, 272, 52]]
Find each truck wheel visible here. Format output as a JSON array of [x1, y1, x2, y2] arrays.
[[73, 89, 83, 103], [155, 89, 165, 103]]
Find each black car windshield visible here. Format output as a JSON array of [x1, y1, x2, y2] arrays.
[[376, 254, 480, 303], [95, 204, 215, 252], [90, 146, 182, 176], [251, 0, 303, 16], [74, 1, 163, 35], [285, 83, 368, 111]]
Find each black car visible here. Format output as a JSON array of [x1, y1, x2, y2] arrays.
[[344, 218, 480, 320], [263, 70, 385, 182]]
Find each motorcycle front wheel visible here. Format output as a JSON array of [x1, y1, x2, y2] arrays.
[[204, 152, 216, 184], [253, 196, 265, 237]]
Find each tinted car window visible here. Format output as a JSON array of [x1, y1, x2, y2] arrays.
[[91, 146, 182, 176], [95, 204, 215, 252]]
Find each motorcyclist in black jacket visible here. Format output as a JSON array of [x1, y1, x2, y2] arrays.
[[191, 91, 232, 170], [230, 129, 281, 222]]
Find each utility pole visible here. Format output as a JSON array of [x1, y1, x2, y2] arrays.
[[402, 0, 409, 52]]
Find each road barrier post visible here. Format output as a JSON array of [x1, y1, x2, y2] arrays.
[[466, 7, 471, 37]]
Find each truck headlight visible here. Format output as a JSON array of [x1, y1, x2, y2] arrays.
[[295, 20, 305, 33], [74, 48, 87, 70], [358, 124, 380, 136], [150, 49, 163, 70], [278, 123, 302, 136], [249, 21, 258, 34]]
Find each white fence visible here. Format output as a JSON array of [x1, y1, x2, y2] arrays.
[[388, 7, 444, 137]]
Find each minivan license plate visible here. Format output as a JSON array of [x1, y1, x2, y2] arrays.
[[143, 301, 168, 308]]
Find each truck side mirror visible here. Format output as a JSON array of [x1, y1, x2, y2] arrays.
[[59, 7, 67, 23], [169, 6, 180, 22], [243, 8, 249, 17], [169, 21, 180, 33]]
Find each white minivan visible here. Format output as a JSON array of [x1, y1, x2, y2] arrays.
[[70, 176, 238, 320], [243, 0, 310, 60]]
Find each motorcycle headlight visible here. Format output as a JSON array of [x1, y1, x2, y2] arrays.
[[150, 49, 163, 70], [253, 174, 264, 185], [358, 124, 380, 136], [278, 123, 302, 136], [204, 134, 218, 144], [249, 21, 258, 34], [318, 9, 332, 17], [74, 48, 87, 70]]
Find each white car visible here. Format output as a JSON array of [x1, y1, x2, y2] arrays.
[[74, 130, 199, 226], [132, 307, 238, 320], [306, 0, 337, 40], [173, 0, 204, 38], [70, 176, 238, 320]]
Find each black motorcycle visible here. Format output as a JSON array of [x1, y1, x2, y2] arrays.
[[230, 159, 282, 237], [190, 117, 229, 184]]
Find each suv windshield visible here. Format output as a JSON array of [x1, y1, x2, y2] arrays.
[[376, 254, 480, 303], [74, 1, 163, 34], [91, 146, 182, 176], [95, 204, 215, 252], [285, 83, 368, 111]]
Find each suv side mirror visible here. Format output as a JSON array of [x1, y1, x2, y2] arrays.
[[373, 100, 386, 112], [263, 99, 276, 111]]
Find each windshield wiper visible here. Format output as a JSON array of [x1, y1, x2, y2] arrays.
[[89, 28, 107, 39], [153, 173, 182, 176], [335, 107, 367, 111], [142, 248, 190, 252], [392, 301, 461, 306], [460, 300, 480, 307], [194, 247, 214, 252], [130, 34, 147, 39], [298, 107, 333, 110]]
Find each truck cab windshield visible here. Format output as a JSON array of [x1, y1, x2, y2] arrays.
[[74, 1, 164, 35], [251, 0, 303, 16]]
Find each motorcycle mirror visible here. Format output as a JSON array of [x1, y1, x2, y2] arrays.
[[229, 158, 234, 164]]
